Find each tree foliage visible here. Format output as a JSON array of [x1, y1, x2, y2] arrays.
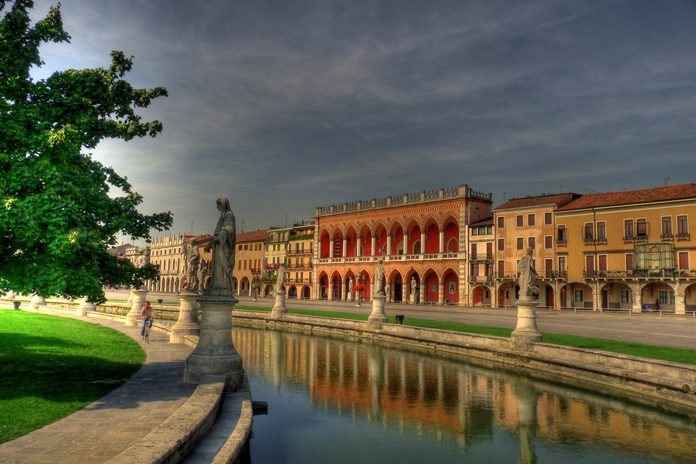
[[0, 0, 172, 303]]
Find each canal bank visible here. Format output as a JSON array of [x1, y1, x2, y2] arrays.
[[230, 310, 696, 415]]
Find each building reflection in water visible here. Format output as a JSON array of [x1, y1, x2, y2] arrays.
[[233, 327, 696, 463]]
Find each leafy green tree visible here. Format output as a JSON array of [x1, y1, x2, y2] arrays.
[[0, 0, 172, 303]]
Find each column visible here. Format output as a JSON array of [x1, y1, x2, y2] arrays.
[[420, 231, 426, 254], [631, 283, 642, 313], [675, 283, 686, 315], [386, 236, 392, 257], [329, 239, 334, 258], [318, 240, 322, 258], [385, 282, 392, 303], [438, 283, 444, 305], [356, 238, 361, 257], [439, 229, 444, 253], [420, 282, 426, 304], [341, 282, 346, 301], [371, 235, 376, 257], [342, 238, 347, 258]]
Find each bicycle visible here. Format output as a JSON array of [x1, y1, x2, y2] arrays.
[[141, 317, 153, 344]]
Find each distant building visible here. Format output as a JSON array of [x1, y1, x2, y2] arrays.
[[232, 229, 268, 297], [313, 185, 493, 306]]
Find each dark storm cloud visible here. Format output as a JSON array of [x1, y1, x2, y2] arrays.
[[28, 0, 696, 237]]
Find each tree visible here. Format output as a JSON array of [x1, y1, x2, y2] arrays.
[[0, 0, 173, 303]]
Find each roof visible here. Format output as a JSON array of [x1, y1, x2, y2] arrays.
[[236, 229, 268, 243], [470, 216, 493, 227], [495, 193, 581, 211], [557, 184, 696, 211]]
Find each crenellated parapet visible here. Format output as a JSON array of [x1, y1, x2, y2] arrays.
[[315, 184, 492, 217]]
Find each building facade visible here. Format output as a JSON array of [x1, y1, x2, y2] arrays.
[[468, 217, 494, 306], [147, 234, 187, 293], [493, 194, 580, 309], [555, 184, 696, 313], [232, 229, 268, 297], [313, 185, 493, 306], [286, 222, 314, 299]]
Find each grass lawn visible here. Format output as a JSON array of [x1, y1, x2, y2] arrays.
[[0, 310, 145, 443], [233, 305, 696, 365]]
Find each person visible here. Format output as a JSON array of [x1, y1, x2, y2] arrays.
[[205, 197, 236, 290], [140, 301, 154, 339], [517, 247, 538, 299]]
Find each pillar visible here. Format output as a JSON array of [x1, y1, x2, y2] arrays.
[[631, 283, 642, 313], [125, 288, 147, 326], [342, 238, 347, 258], [171, 289, 200, 343], [439, 229, 444, 253], [77, 297, 96, 316], [438, 283, 444, 305], [329, 240, 334, 258], [386, 236, 392, 257], [420, 282, 426, 304], [511, 296, 543, 350], [341, 282, 346, 301], [371, 235, 376, 256], [420, 231, 426, 254], [356, 238, 361, 257], [385, 282, 392, 303], [676, 284, 686, 315]]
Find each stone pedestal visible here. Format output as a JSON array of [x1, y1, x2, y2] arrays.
[[511, 297, 543, 350], [184, 291, 243, 391], [368, 293, 388, 325], [171, 289, 201, 343], [125, 289, 147, 326], [271, 290, 288, 319], [30, 295, 46, 311], [77, 297, 96, 316]]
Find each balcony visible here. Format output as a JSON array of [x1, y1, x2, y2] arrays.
[[468, 253, 493, 262], [583, 236, 607, 245], [543, 270, 567, 280], [677, 232, 691, 241], [582, 269, 694, 280], [471, 275, 493, 284], [555, 238, 567, 246], [660, 233, 674, 241], [315, 253, 463, 265], [287, 249, 313, 257]]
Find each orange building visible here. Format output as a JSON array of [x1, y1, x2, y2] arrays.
[[555, 184, 696, 313], [467, 216, 494, 306], [232, 229, 268, 297], [313, 185, 493, 306], [493, 194, 580, 308]]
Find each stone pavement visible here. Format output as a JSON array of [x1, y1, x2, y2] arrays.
[[0, 310, 196, 464]]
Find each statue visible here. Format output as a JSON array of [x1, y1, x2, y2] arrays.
[[205, 197, 236, 291], [251, 272, 261, 298], [410, 276, 417, 293], [134, 254, 146, 268], [348, 278, 354, 293], [517, 247, 538, 299], [185, 243, 200, 291], [373, 258, 385, 296], [276, 264, 286, 293]]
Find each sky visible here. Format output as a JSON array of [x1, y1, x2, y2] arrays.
[[26, 0, 696, 241]]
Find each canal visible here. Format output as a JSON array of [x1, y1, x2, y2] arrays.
[[232, 327, 696, 463]]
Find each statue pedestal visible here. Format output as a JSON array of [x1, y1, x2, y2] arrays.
[[125, 289, 147, 326], [30, 295, 46, 311], [271, 291, 287, 319], [77, 297, 96, 316], [368, 294, 388, 326], [184, 290, 243, 391], [171, 290, 201, 344], [511, 297, 543, 350]]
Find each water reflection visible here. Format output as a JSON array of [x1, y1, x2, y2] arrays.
[[233, 328, 696, 463]]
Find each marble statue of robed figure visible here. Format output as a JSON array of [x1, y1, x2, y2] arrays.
[[205, 197, 236, 291], [517, 247, 538, 299]]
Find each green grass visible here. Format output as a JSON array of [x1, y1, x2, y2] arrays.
[[233, 305, 696, 365], [0, 310, 145, 443]]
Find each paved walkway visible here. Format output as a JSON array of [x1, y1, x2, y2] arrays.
[[0, 309, 195, 464]]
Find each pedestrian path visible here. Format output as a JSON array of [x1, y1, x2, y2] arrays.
[[0, 310, 196, 464]]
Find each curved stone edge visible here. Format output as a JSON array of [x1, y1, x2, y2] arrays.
[[10, 303, 253, 464], [232, 310, 696, 414], [106, 378, 225, 464]]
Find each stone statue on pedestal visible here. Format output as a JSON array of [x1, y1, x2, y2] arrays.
[[373, 258, 385, 296], [205, 197, 236, 291], [517, 247, 538, 298], [185, 243, 200, 292], [276, 264, 286, 293]]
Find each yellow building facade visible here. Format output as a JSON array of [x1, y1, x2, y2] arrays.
[[555, 184, 696, 313]]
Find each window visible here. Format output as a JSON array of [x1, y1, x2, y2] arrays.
[[596, 222, 606, 241], [545, 212, 552, 225], [659, 290, 673, 305], [598, 254, 607, 271], [497, 216, 505, 228], [621, 290, 630, 304], [497, 238, 505, 251], [528, 214, 535, 226], [624, 219, 634, 240], [528, 236, 535, 249], [584, 223, 594, 242], [244, 244, 248, 251], [636, 218, 648, 239], [545, 259, 553, 275], [558, 256, 567, 273], [497, 260, 505, 277], [557, 225, 567, 243], [516, 215, 523, 227], [516, 237, 524, 250], [585, 255, 595, 275], [677, 215, 689, 238], [486, 242, 493, 258], [471, 243, 477, 258], [625, 253, 633, 271], [679, 251, 689, 270], [574, 290, 584, 302], [661, 216, 673, 238], [544, 235, 553, 249]]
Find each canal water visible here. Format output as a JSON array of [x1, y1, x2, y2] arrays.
[[232, 327, 696, 463]]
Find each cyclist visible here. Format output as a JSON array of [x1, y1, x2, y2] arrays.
[[140, 301, 154, 340]]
